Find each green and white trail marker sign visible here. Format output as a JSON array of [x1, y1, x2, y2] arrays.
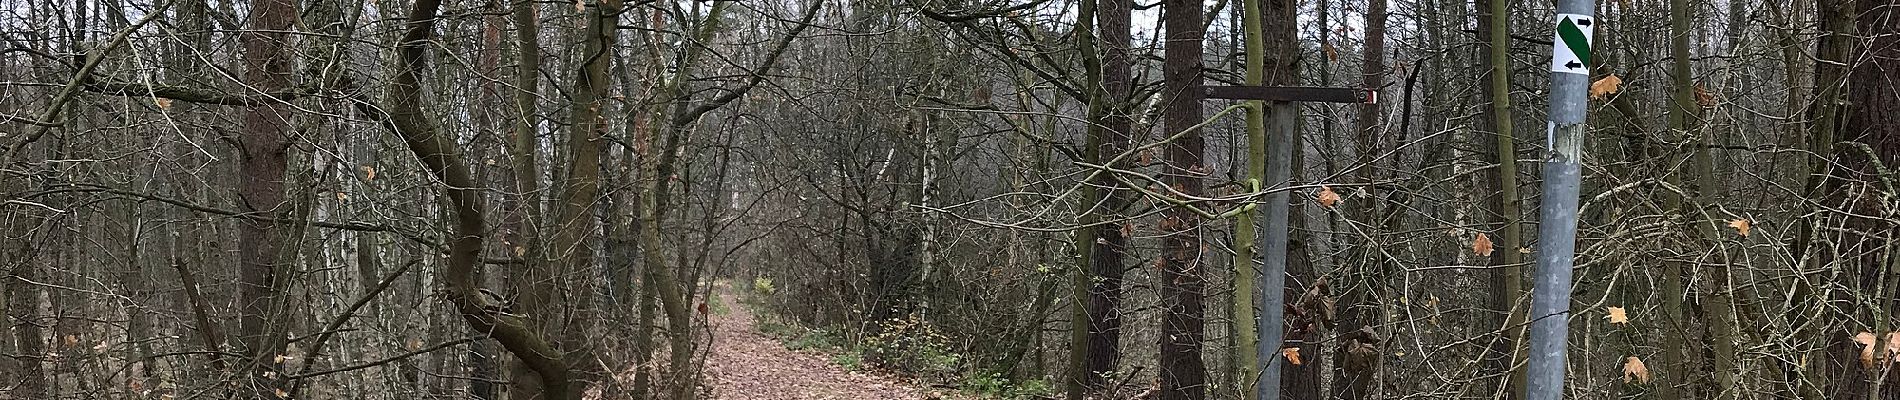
[[1549, 13, 1595, 75]]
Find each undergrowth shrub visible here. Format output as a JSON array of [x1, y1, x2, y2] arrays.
[[961, 372, 1055, 399], [864, 313, 962, 381]]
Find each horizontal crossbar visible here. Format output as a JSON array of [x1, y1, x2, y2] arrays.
[[1201, 86, 1375, 104]]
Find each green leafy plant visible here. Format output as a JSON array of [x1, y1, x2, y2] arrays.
[[830, 350, 866, 371], [960, 372, 1054, 399], [751, 276, 776, 296]]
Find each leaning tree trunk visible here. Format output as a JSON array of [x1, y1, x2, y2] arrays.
[[382, 0, 577, 398]]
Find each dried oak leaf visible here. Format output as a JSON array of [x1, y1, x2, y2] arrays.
[[1623, 356, 1650, 383], [1282, 347, 1303, 365], [1695, 84, 1718, 108], [1728, 219, 1750, 237], [1606, 307, 1629, 324], [1855, 332, 1878, 368], [1889, 332, 1900, 363], [1472, 233, 1495, 257], [1590, 74, 1624, 100], [1317, 186, 1341, 208]]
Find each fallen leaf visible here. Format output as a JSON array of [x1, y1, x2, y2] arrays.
[[1317, 186, 1341, 208], [1728, 219, 1750, 237], [361, 165, 376, 181], [274, 388, 290, 398], [1590, 74, 1624, 100], [1518, 247, 1533, 254], [1855, 332, 1877, 368], [155, 98, 173, 109], [274, 354, 292, 364], [1606, 307, 1629, 324], [1623, 356, 1650, 383], [1282, 347, 1303, 365], [1695, 84, 1718, 108], [1472, 233, 1495, 257], [573, 0, 585, 12], [1322, 41, 1338, 62], [335, 192, 349, 202]]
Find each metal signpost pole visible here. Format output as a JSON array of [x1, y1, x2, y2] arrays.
[[1527, 2, 1594, 399]]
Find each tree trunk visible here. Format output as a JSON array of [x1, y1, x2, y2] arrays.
[[1159, 0, 1208, 396], [1820, 0, 1900, 398], [235, 0, 298, 394], [383, 0, 576, 398], [1477, 0, 1526, 396], [1336, 0, 1387, 397], [4, 222, 50, 400], [1089, 0, 1132, 387]]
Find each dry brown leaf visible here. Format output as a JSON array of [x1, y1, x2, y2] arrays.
[[1322, 41, 1338, 62], [335, 192, 349, 202], [1317, 186, 1341, 208], [1695, 84, 1718, 108], [1518, 247, 1533, 254], [155, 98, 173, 109], [1855, 332, 1878, 368], [1888, 332, 1900, 363], [1472, 233, 1495, 257], [361, 165, 376, 181], [1283, 347, 1303, 365], [573, 0, 585, 12], [1623, 356, 1650, 383], [1590, 74, 1624, 100], [274, 388, 290, 398], [1606, 307, 1629, 324], [1728, 219, 1750, 237]]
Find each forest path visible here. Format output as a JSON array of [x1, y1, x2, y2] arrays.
[[703, 285, 951, 400]]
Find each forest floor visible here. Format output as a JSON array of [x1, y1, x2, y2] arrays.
[[703, 287, 961, 400]]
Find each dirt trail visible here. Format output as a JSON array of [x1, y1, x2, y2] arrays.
[[703, 289, 950, 400]]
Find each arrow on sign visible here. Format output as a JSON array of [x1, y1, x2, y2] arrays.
[[1576, 18, 1591, 27], [1565, 61, 1582, 69]]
